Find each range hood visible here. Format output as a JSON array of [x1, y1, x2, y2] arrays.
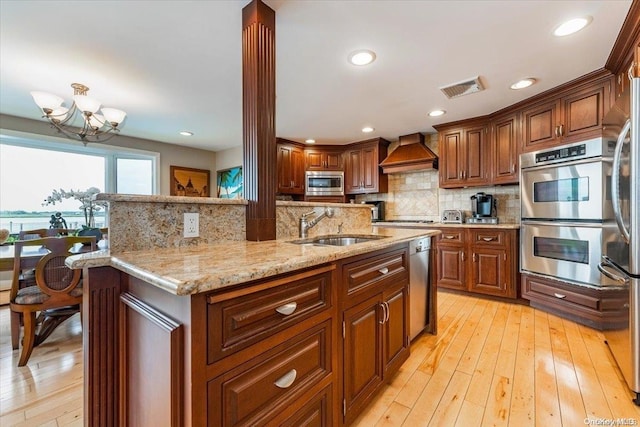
[[379, 132, 438, 174]]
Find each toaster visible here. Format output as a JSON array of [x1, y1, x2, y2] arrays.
[[442, 209, 464, 224]]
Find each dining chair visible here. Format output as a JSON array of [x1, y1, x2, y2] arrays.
[[10, 235, 96, 366]]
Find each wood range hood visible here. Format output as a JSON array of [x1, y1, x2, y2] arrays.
[[379, 132, 438, 174]]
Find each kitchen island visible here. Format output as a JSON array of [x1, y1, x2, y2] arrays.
[[67, 225, 439, 426]]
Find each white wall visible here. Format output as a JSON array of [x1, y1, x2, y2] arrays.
[[0, 114, 217, 195], [215, 146, 242, 172]]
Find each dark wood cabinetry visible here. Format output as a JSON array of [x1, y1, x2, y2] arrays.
[[338, 245, 410, 425], [521, 273, 627, 330], [305, 147, 344, 171], [276, 139, 305, 195], [344, 138, 389, 195], [521, 73, 613, 152], [434, 227, 518, 299], [436, 120, 489, 188], [491, 112, 520, 185]]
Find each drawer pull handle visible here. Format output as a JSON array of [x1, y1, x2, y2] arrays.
[[444, 235, 455, 239], [482, 237, 495, 242], [275, 302, 298, 316], [554, 293, 566, 299], [274, 369, 297, 389], [378, 267, 389, 275]]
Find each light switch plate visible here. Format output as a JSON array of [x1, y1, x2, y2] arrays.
[[184, 212, 199, 238]]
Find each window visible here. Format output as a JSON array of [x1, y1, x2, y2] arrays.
[[0, 131, 159, 232]]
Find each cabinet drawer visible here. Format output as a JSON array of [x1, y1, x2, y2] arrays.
[[207, 268, 332, 363], [470, 230, 506, 247], [342, 248, 408, 298], [436, 230, 465, 244], [523, 277, 599, 309], [207, 321, 332, 427]]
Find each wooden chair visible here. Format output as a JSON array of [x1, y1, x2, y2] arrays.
[[18, 228, 75, 240], [10, 236, 96, 366]]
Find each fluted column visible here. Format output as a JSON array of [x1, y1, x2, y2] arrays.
[[242, 0, 276, 241]]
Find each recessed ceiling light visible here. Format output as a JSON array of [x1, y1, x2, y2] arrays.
[[510, 78, 536, 90], [305, 139, 316, 144], [554, 16, 592, 36], [179, 131, 193, 136], [348, 50, 376, 66], [362, 126, 374, 133], [428, 109, 446, 117]]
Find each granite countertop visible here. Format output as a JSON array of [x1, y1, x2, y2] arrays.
[[66, 227, 440, 296], [372, 221, 520, 229]]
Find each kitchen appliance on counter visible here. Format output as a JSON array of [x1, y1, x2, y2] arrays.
[[442, 209, 464, 224], [466, 192, 498, 224], [598, 70, 640, 406], [364, 201, 385, 221], [305, 171, 344, 197]]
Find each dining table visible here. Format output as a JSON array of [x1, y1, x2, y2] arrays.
[[0, 239, 108, 272]]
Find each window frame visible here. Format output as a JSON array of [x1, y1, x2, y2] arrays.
[[0, 129, 160, 195]]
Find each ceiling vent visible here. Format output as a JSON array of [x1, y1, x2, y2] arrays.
[[440, 76, 484, 99]]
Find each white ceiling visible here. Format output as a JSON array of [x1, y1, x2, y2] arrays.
[[0, 0, 632, 152]]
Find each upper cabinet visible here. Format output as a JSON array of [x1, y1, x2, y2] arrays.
[[521, 73, 614, 152], [435, 120, 489, 188], [276, 138, 305, 195], [305, 147, 344, 171], [344, 138, 389, 195], [491, 111, 520, 185]]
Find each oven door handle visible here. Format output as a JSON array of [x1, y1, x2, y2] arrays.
[[520, 220, 602, 228], [598, 255, 629, 285], [611, 118, 631, 244]]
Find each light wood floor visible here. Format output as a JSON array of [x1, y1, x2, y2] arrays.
[[1, 291, 639, 426]]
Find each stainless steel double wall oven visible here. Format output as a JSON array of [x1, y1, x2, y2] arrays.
[[520, 138, 627, 287]]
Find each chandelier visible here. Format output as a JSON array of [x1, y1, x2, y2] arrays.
[[31, 83, 127, 145]]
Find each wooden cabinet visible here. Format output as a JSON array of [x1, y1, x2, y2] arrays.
[[338, 245, 410, 425], [436, 120, 489, 188], [198, 265, 337, 427], [521, 273, 627, 330], [434, 230, 466, 291], [304, 195, 346, 203], [434, 227, 518, 299], [276, 139, 305, 195], [491, 112, 520, 185], [344, 138, 389, 195], [468, 229, 514, 298], [521, 75, 613, 152], [305, 147, 344, 171]]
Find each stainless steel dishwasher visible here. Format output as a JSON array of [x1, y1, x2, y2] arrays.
[[409, 237, 431, 340]]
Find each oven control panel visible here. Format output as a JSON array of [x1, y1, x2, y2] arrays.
[[535, 143, 586, 163]]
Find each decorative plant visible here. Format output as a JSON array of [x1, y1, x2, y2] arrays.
[[43, 187, 107, 228]]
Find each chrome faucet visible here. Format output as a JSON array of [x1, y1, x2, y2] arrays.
[[299, 207, 335, 238]]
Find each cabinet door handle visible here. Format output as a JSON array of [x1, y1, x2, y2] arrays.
[[444, 235, 455, 240], [554, 126, 559, 138], [275, 302, 298, 316], [274, 369, 297, 389], [379, 303, 387, 324], [554, 293, 566, 299], [461, 252, 465, 261], [384, 302, 390, 323], [472, 253, 476, 262], [459, 171, 462, 179], [482, 237, 495, 241], [461, 170, 466, 179], [558, 124, 564, 136], [378, 267, 389, 275], [511, 164, 516, 173]]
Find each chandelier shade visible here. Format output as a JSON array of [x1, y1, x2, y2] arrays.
[[30, 82, 126, 145]]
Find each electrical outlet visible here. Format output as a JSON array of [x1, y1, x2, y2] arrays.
[[184, 212, 199, 238]]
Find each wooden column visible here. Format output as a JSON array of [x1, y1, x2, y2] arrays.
[[242, 0, 276, 241]]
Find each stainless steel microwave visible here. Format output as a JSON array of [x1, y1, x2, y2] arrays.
[[305, 171, 344, 196]]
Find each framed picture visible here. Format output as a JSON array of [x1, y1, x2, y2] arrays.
[[170, 166, 210, 197], [216, 166, 243, 199]]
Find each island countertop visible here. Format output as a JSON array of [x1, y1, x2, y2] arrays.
[[66, 227, 439, 296]]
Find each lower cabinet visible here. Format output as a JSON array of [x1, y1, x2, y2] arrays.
[[434, 227, 518, 299], [193, 244, 412, 426], [339, 245, 410, 425]]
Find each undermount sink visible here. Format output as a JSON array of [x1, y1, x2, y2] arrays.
[[289, 234, 385, 246]]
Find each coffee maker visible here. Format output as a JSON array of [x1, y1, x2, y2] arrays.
[[467, 192, 498, 224]]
